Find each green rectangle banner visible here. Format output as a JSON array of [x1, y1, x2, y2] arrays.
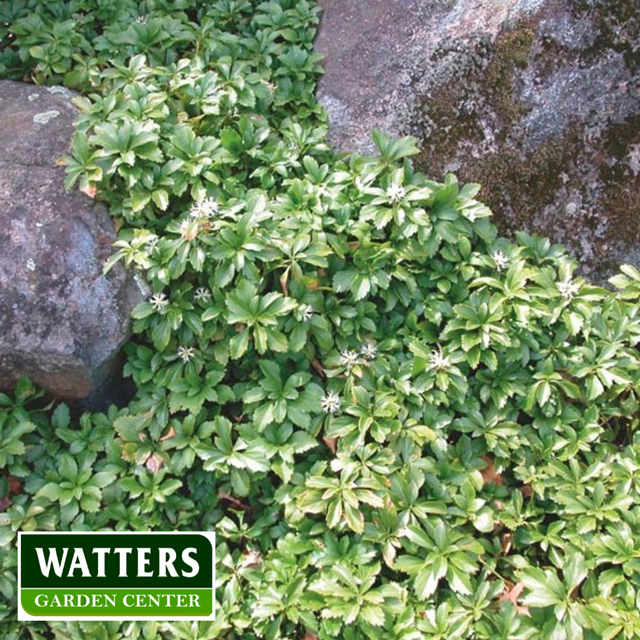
[[18, 532, 216, 621]]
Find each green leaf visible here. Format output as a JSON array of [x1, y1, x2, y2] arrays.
[[520, 567, 566, 608], [36, 483, 63, 501]]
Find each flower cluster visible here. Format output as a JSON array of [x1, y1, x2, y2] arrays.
[[194, 288, 211, 302], [428, 346, 451, 370], [360, 342, 378, 360], [300, 304, 314, 322], [150, 292, 168, 312], [177, 346, 195, 362], [321, 391, 341, 414], [339, 350, 360, 370], [492, 250, 509, 272], [190, 197, 219, 220], [386, 182, 406, 204], [557, 279, 580, 300]]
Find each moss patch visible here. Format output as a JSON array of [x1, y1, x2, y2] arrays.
[[409, 4, 639, 279], [483, 26, 535, 124], [471, 130, 578, 223], [573, 0, 639, 71], [597, 114, 640, 261], [413, 23, 536, 173], [427, 113, 639, 278]]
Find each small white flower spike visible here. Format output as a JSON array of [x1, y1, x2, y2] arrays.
[[150, 293, 168, 311], [428, 346, 451, 371], [339, 350, 360, 370], [321, 391, 341, 414], [386, 182, 406, 204], [177, 346, 196, 362], [194, 287, 212, 302], [557, 280, 580, 300], [360, 342, 378, 360], [492, 250, 509, 272]]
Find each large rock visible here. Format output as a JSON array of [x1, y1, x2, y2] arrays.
[[0, 80, 144, 404], [315, 0, 640, 280]]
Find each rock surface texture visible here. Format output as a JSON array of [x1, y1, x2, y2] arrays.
[[315, 0, 639, 279], [0, 80, 143, 403]]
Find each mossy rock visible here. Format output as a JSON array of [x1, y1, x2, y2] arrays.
[[315, 0, 639, 281]]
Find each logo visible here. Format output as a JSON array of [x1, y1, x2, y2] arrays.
[[18, 532, 216, 621]]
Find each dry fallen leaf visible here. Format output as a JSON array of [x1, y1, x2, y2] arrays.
[[0, 495, 11, 513], [219, 492, 250, 511], [500, 531, 513, 555], [80, 183, 97, 198], [481, 455, 504, 485], [498, 582, 530, 616], [311, 358, 326, 378], [241, 549, 262, 568], [280, 276, 289, 297], [145, 452, 164, 474], [323, 436, 337, 454], [8, 474, 22, 495], [160, 426, 176, 442], [520, 484, 534, 498]]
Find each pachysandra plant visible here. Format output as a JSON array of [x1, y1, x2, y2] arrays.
[[0, 1, 639, 640]]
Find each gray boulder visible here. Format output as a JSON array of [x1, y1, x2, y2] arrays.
[[0, 80, 144, 404], [315, 0, 639, 280]]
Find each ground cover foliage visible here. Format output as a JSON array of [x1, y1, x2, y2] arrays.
[[1, 1, 639, 639]]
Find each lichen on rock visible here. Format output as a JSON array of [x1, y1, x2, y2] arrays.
[[33, 109, 60, 124], [315, 0, 639, 280]]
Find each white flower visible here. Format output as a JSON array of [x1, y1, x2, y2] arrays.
[[194, 287, 211, 302], [146, 235, 159, 253], [386, 182, 406, 204], [150, 293, 168, 311], [190, 197, 219, 219], [177, 346, 196, 363], [180, 218, 199, 241], [557, 280, 580, 300], [339, 350, 360, 370], [301, 304, 314, 322], [492, 250, 509, 272], [360, 342, 378, 360], [428, 346, 451, 371], [26, 258, 36, 272], [321, 391, 341, 414], [135, 15, 147, 24]]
